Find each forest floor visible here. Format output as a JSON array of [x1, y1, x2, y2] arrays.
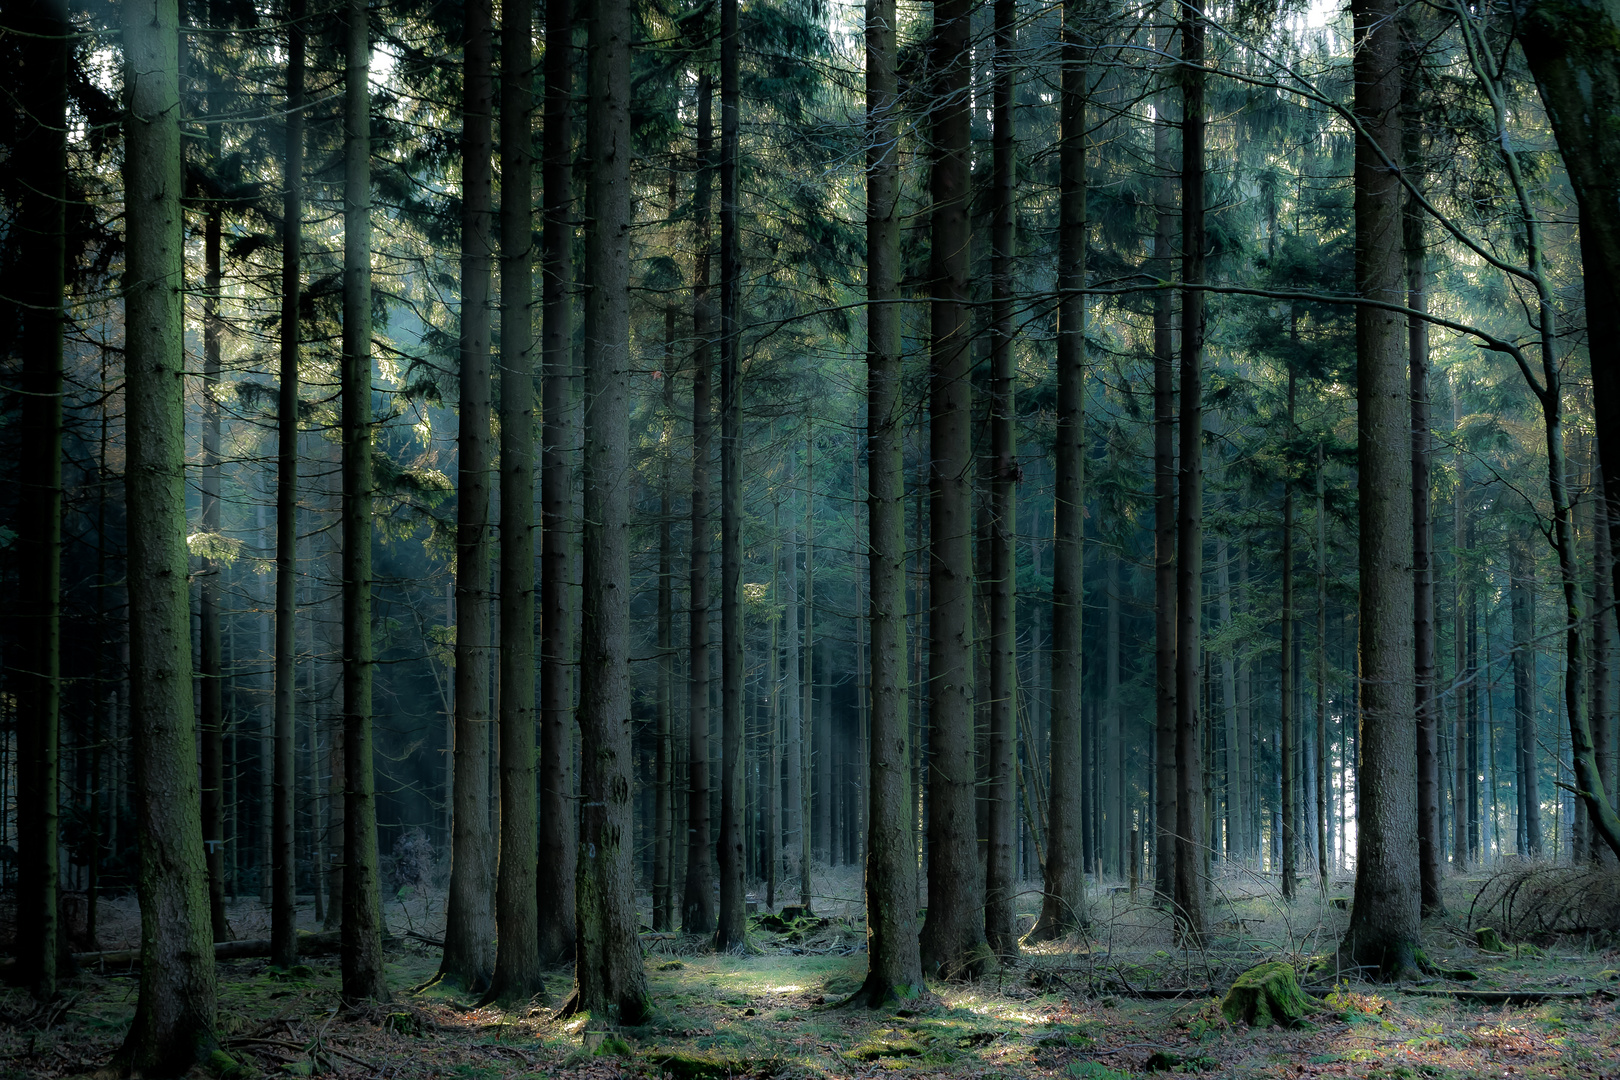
[[2, 865, 1617, 1079]]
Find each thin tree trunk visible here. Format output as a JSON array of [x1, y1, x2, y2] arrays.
[[682, 73, 717, 936], [442, 0, 497, 991], [340, 0, 388, 1001], [782, 479, 804, 903], [1595, 474, 1616, 863], [802, 431, 816, 905], [1316, 444, 1331, 885], [538, 0, 578, 964], [1238, 540, 1253, 863], [116, 0, 221, 1060], [1339, 0, 1422, 974], [1406, 110, 1443, 907], [654, 302, 677, 932], [271, 0, 305, 971], [982, 0, 1019, 960], [1454, 395, 1471, 873], [854, 0, 926, 998], [1217, 540, 1238, 865], [570, 0, 652, 1021], [919, 0, 988, 982], [1029, 0, 1087, 939], [11, 0, 69, 1000], [487, 0, 542, 999], [715, 0, 747, 952], [1174, 4, 1208, 941], [1280, 370, 1296, 902], [1152, 53, 1179, 900]]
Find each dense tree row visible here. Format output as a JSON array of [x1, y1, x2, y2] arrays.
[[3, 0, 1620, 1065]]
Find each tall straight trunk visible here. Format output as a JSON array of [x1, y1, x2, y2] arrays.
[[443, 0, 497, 991], [982, 0, 1019, 960], [116, 0, 220, 1062], [1030, 0, 1087, 939], [1280, 371, 1296, 901], [571, 0, 652, 1021], [1339, 0, 1422, 974], [855, 0, 926, 1000], [1217, 540, 1238, 864], [271, 0, 305, 971], [1315, 444, 1330, 884], [1152, 57, 1179, 899], [11, 0, 69, 1000], [1238, 540, 1254, 861], [782, 488, 803, 900], [1174, 5, 1207, 941], [1453, 407, 1470, 872], [1595, 480, 1617, 862], [817, 634, 832, 865], [919, 0, 988, 981], [715, 0, 747, 952], [1467, 562, 1480, 861], [802, 432, 816, 904], [200, 83, 230, 941], [339, 0, 388, 1002], [1406, 119, 1443, 907], [487, 0, 542, 1000], [653, 307, 677, 932], [682, 73, 717, 936], [538, 0, 577, 964]]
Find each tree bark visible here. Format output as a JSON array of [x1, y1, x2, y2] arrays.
[[654, 302, 677, 932], [1280, 370, 1296, 902], [486, 0, 543, 1000], [1152, 51, 1178, 901], [853, 0, 926, 1002], [1029, 0, 1087, 940], [982, 0, 1019, 962], [1338, 0, 1422, 976], [442, 0, 497, 992], [340, 0, 388, 1002], [1174, 5, 1208, 942], [715, 0, 747, 953], [10, 0, 68, 1001], [1316, 443, 1330, 883], [919, 0, 988, 982], [538, 0, 577, 965], [1595, 477, 1616, 863], [682, 72, 717, 937], [271, 0, 305, 973], [571, 0, 652, 1022], [115, 0, 221, 1062]]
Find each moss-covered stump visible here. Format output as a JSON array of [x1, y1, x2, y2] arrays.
[[1476, 927, 1509, 953], [1220, 962, 1313, 1028]]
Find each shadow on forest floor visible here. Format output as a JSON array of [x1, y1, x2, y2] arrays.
[[2, 865, 1617, 1079]]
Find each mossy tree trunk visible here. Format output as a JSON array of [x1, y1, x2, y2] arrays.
[[1029, 0, 1088, 942], [1339, 0, 1423, 978], [340, 0, 389, 1003], [572, 0, 653, 1025], [919, 0, 988, 983], [486, 0, 543, 1001], [115, 0, 220, 1063]]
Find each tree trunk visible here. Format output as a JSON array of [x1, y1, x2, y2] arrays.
[[340, 0, 389, 1002], [982, 0, 1019, 962], [654, 302, 677, 932], [1509, 532, 1540, 856], [1453, 401, 1470, 874], [802, 432, 816, 904], [1152, 55, 1178, 900], [782, 485, 804, 904], [919, 0, 988, 982], [271, 0, 305, 972], [1315, 444, 1331, 884], [200, 83, 231, 941], [1406, 109, 1443, 909], [715, 0, 747, 953], [487, 0, 542, 1000], [1029, 0, 1087, 940], [1280, 371, 1296, 902], [115, 0, 221, 1062], [1174, 5, 1207, 941], [853, 0, 926, 1001], [538, 0, 578, 965], [442, 0, 497, 991], [682, 72, 717, 937], [11, 0, 68, 1001], [1595, 476, 1616, 863], [571, 0, 652, 1022], [1338, 0, 1422, 975]]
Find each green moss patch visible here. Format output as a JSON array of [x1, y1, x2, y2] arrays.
[[1221, 962, 1315, 1028]]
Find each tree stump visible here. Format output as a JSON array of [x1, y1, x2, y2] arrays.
[[1220, 962, 1313, 1027]]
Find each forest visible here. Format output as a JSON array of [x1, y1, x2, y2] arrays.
[[2, 0, 1620, 1073]]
